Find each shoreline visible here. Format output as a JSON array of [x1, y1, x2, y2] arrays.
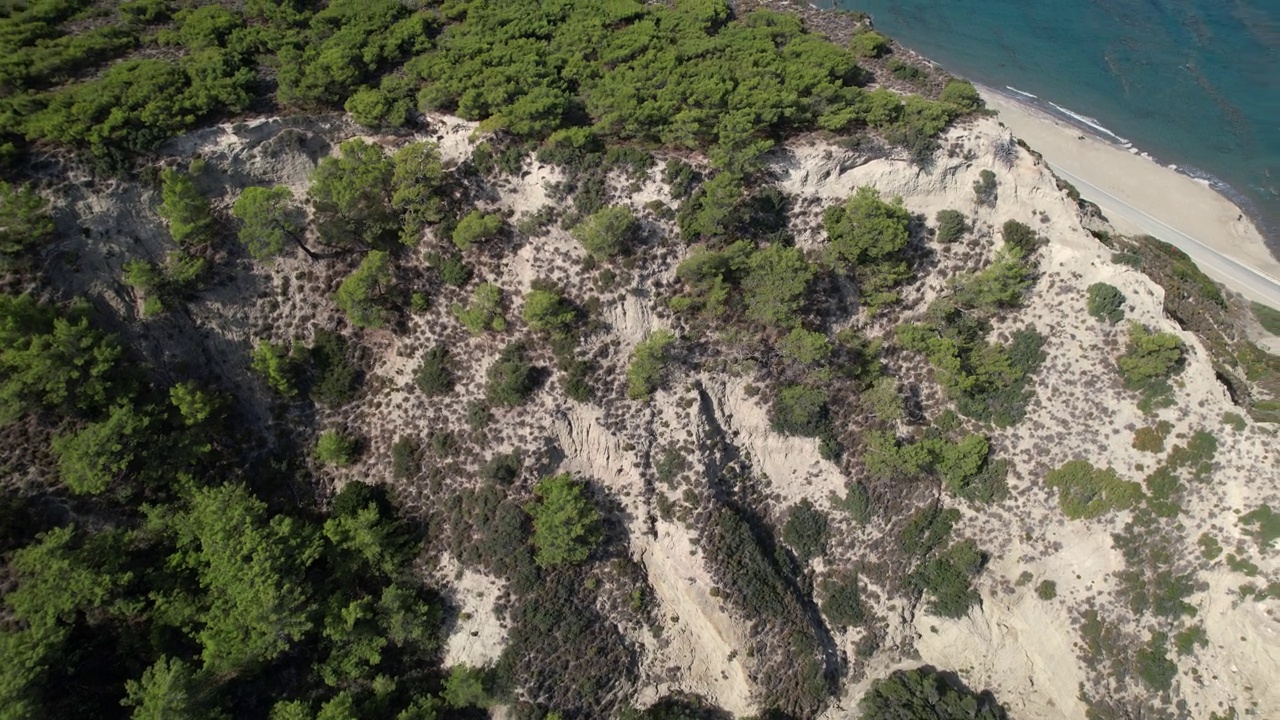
[[977, 85, 1280, 309]]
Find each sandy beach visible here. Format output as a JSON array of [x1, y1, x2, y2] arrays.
[[979, 87, 1280, 309]]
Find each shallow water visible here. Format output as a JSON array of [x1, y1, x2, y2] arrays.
[[834, 0, 1280, 251]]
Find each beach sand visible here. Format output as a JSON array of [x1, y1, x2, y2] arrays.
[[980, 88, 1280, 309]]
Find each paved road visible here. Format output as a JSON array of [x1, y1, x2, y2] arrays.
[[1050, 164, 1280, 310]]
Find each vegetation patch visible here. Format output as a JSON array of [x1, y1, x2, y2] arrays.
[[1044, 460, 1143, 519]]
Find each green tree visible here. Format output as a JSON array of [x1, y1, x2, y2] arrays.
[[158, 167, 215, 246], [4, 524, 132, 630], [677, 172, 743, 242], [452, 210, 504, 250], [169, 381, 219, 426], [453, 282, 506, 334], [334, 250, 393, 329], [121, 656, 221, 720], [52, 403, 152, 495], [859, 667, 1009, 720], [486, 342, 537, 406], [414, 345, 454, 396], [527, 473, 602, 568], [233, 186, 308, 259], [849, 30, 889, 58], [863, 375, 904, 422], [309, 139, 398, 249], [823, 187, 912, 308], [164, 483, 320, 675], [626, 329, 676, 401], [315, 429, 357, 467], [1117, 323, 1184, 388], [250, 340, 297, 397], [523, 287, 576, 334], [442, 665, 493, 709], [770, 384, 829, 437], [934, 209, 967, 244], [820, 572, 865, 629], [0, 182, 54, 263], [391, 142, 447, 244], [1087, 282, 1126, 324], [778, 327, 832, 365], [1000, 219, 1038, 254], [742, 244, 813, 328], [939, 80, 981, 112], [782, 499, 829, 563], [572, 205, 639, 259]]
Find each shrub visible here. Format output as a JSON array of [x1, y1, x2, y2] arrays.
[[1000, 219, 1038, 254], [0, 182, 54, 262], [452, 210, 504, 250], [849, 30, 890, 58], [414, 345, 454, 396], [770, 384, 829, 437], [831, 482, 872, 525], [486, 343, 537, 406], [572, 205, 639, 259], [742, 244, 815, 328], [527, 473, 602, 568], [782, 500, 829, 563], [480, 452, 522, 485], [433, 253, 472, 287], [392, 142, 447, 244], [887, 58, 926, 84], [391, 436, 419, 480], [454, 283, 506, 334], [315, 430, 356, 467], [250, 340, 297, 397], [914, 539, 985, 618], [934, 209, 967, 244], [442, 665, 493, 709], [158, 167, 214, 246], [820, 573, 865, 629], [1035, 580, 1057, 600], [973, 169, 997, 206], [1087, 282, 1126, 324], [1044, 460, 1143, 519], [863, 375, 904, 422], [308, 330, 360, 406], [823, 187, 912, 309], [778, 327, 832, 365], [939, 79, 981, 112], [626, 330, 676, 401], [1135, 632, 1177, 693]]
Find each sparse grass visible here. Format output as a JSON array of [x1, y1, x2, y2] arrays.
[[1252, 302, 1280, 335]]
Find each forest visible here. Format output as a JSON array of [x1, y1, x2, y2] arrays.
[[4, 1, 1273, 720]]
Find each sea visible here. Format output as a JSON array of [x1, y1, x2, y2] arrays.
[[831, 0, 1280, 253]]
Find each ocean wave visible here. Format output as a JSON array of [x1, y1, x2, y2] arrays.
[[1045, 101, 1131, 145], [1005, 85, 1038, 99]]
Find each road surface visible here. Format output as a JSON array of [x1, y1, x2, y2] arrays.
[[1049, 164, 1280, 310]]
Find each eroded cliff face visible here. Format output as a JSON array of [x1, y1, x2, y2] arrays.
[[47, 111, 1279, 719]]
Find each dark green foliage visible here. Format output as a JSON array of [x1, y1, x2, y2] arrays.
[[742, 244, 814, 328], [888, 58, 926, 84], [391, 436, 419, 480], [820, 572, 865, 629], [233, 186, 305, 260], [626, 329, 676, 401], [1000, 219, 1038, 255], [831, 482, 873, 525], [934, 209, 967, 244], [0, 182, 54, 263], [823, 187, 912, 309], [779, 327, 833, 365], [1087, 282, 1127, 324], [671, 239, 754, 317], [1117, 323, 1184, 409], [973, 169, 997, 206], [770, 384, 829, 438], [308, 139, 398, 249], [486, 342, 537, 406], [662, 159, 701, 200], [949, 248, 1036, 313], [523, 286, 577, 334], [913, 538, 985, 618], [480, 451, 522, 485], [859, 667, 1009, 720], [1035, 580, 1057, 600], [781, 499, 828, 563], [900, 507, 959, 558], [335, 250, 394, 329], [1240, 504, 1279, 552], [443, 664, 493, 709], [433, 252, 473, 287], [1251, 302, 1280, 335], [1045, 460, 1143, 519], [573, 205, 639, 260], [414, 345, 454, 397], [1135, 632, 1177, 693], [1113, 513, 1197, 619], [307, 330, 360, 406], [526, 473, 602, 568], [939, 80, 981, 112], [52, 402, 152, 495], [250, 340, 297, 397]]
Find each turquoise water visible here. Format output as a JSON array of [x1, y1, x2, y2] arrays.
[[833, 0, 1280, 251]]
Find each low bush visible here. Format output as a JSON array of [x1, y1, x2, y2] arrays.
[[781, 499, 829, 563], [414, 345, 454, 396], [973, 170, 997, 206], [1045, 460, 1143, 519], [820, 573, 865, 629], [934, 209, 967, 244], [486, 343, 537, 406], [315, 429, 356, 467], [1087, 282, 1126, 324], [626, 330, 675, 401]]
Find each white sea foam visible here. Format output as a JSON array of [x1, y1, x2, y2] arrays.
[[1006, 85, 1038, 99], [1047, 101, 1131, 145]]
